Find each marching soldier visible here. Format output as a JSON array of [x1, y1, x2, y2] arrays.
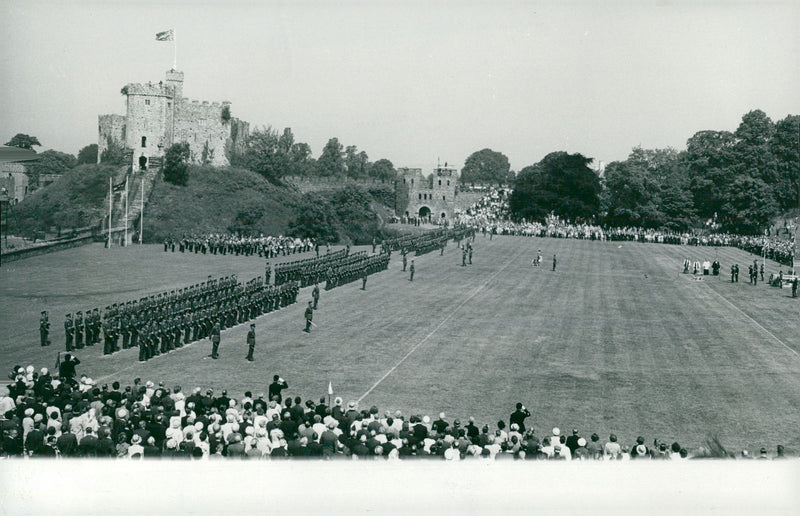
[[409, 260, 415, 282], [402, 251, 408, 272], [40, 311, 50, 347], [468, 244, 473, 265], [362, 270, 368, 290]]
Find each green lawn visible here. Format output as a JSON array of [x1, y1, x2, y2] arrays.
[[1, 237, 798, 453]]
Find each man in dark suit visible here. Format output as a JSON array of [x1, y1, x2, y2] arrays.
[[78, 427, 99, 457], [268, 376, 288, 404], [510, 402, 531, 433]]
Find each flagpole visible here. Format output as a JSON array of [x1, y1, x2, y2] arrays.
[[173, 29, 177, 70], [124, 176, 129, 246], [108, 176, 113, 248], [140, 177, 144, 244]]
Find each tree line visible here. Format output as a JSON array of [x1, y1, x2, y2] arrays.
[[505, 110, 798, 234]]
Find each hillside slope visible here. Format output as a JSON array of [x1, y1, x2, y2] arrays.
[[11, 164, 124, 236], [143, 165, 301, 242]]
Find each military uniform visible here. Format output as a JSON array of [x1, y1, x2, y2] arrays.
[[64, 314, 74, 351], [40, 312, 50, 347], [74, 311, 84, 349], [304, 302, 313, 333], [246, 324, 255, 361]]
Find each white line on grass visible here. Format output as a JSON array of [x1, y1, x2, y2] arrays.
[[703, 283, 799, 359], [356, 243, 526, 404]]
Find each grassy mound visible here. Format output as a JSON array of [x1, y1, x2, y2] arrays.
[[143, 165, 301, 242], [11, 164, 122, 236]]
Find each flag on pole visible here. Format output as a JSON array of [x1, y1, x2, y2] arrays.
[[112, 179, 126, 193], [327, 381, 333, 395], [156, 29, 174, 41]]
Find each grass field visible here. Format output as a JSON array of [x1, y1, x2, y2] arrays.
[[1, 237, 798, 454]]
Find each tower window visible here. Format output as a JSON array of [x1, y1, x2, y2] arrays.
[[418, 193, 422, 200], [447, 180, 450, 186], [141, 136, 147, 148], [145, 99, 150, 106], [438, 180, 442, 186], [443, 195, 446, 200]]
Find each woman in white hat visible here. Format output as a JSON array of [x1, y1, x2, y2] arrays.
[[128, 434, 144, 458]]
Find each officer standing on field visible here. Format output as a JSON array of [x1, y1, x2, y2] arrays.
[[409, 260, 415, 281], [40, 311, 50, 347], [246, 323, 256, 361], [64, 313, 74, 351], [312, 283, 320, 310], [304, 301, 314, 333], [210, 321, 221, 359], [553, 254, 557, 271]]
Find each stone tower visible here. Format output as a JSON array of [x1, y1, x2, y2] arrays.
[[98, 70, 249, 170], [399, 163, 458, 223]]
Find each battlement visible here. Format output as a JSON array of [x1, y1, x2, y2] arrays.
[[125, 82, 173, 97]]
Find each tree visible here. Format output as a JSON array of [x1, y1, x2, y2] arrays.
[[601, 146, 692, 229], [77, 144, 99, 165], [460, 148, 511, 186], [5, 133, 41, 150], [770, 115, 800, 212], [509, 152, 600, 221], [242, 126, 281, 183], [369, 158, 396, 182], [287, 192, 339, 243], [720, 175, 778, 233], [316, 138, 345, 177], [26, 150, 77, 187], [289, 142, 315, 176], [163, 142, 190, 186], [345, 145, 368, 179], [100, 136, 126, 165], [685, 130, 736, 220]]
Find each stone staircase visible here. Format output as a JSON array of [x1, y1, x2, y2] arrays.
[[105, 160, 161, 245]]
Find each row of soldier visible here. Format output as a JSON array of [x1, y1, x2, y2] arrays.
[[162, 234, 316, 259], [274, 248, 349, 287], [324, 252, 390, 290], [136, 281, 299, 362], [56, 275, 299, 360], [60, 275, 240, 353]]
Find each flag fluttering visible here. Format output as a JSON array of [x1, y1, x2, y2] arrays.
[[112, 179, 126, 193], [328, 382, 333, 395], [156, 29, 174, 41]]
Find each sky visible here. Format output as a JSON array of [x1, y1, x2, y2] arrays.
[[1, 0, 798, 172]]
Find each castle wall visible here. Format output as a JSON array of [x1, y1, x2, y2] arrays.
[[173, 100, 230, 166], [97, 114, 126, 162]]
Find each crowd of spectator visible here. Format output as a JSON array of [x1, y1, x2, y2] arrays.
[[163, 234, 316, 258], [454, 190, 796, 268], [1, 368, 791, 460]]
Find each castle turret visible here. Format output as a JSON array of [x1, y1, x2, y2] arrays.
[[165, 69, 184, 99]]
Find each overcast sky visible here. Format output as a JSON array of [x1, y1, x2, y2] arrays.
[[1, 0, 798, 171]]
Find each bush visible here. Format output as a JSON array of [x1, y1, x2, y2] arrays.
[[163, 142, 190, 186]]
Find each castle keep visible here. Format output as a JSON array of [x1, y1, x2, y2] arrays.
[[98, 69, 248, 169]]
